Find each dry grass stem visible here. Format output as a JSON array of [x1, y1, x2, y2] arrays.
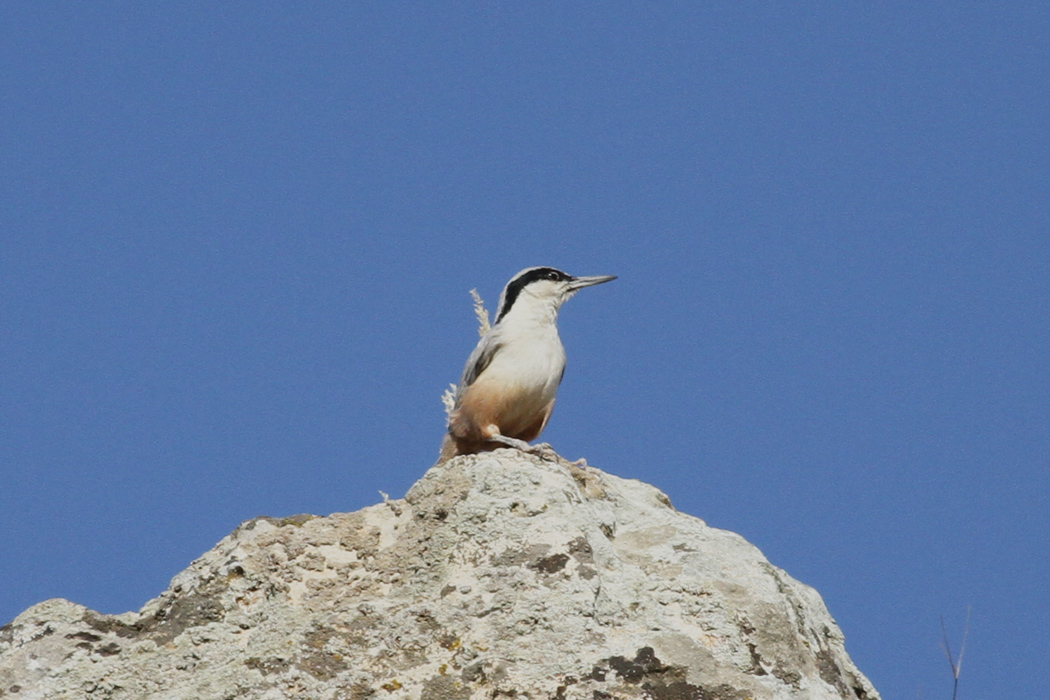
[[940, 606, 971, 700], [470, 288, 491, 336], [442, 289, 491, 419]]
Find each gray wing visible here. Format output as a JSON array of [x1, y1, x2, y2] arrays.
[[455, 331, 502, 402]]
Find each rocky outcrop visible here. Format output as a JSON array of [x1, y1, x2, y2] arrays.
[[0, 451, 880, 699]]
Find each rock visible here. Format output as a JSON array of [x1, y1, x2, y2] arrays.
[[0, 451, 880, 699]]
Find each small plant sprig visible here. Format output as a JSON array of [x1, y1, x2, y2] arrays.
[[470, 288, 491, 336], [442, 289, 492, 418], [940, 606, 971, 700]]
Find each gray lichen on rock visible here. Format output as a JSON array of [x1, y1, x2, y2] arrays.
[[0, 451, 880, 700]]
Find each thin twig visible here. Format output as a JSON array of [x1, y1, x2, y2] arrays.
[[940, 615, 954, 676], [940, 606, 971, 700]]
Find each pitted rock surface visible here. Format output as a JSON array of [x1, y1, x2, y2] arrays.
[[0, 451, 880, 700]]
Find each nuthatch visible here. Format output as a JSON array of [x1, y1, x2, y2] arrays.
[[440, 266, 616, 460]]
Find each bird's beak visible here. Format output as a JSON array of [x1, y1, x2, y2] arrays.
[[568, 274, 617, 290]]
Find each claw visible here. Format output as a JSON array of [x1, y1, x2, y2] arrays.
[[527, 442, 560, 462]]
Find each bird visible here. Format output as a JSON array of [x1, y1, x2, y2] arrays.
[[440, 266, 616, 461]]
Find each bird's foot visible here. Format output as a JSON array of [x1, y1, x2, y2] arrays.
[[487, 434, 534, 452], [525, 442, 560, 462], [486, 434, 560, 461]]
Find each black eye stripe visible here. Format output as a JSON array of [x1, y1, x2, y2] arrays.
[[495, 267, 570, 322]]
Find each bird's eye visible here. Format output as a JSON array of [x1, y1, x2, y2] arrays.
[[547, 271, 560, 280]]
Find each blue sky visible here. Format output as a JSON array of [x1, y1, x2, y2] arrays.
[[2, 4, 1048, 697]]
